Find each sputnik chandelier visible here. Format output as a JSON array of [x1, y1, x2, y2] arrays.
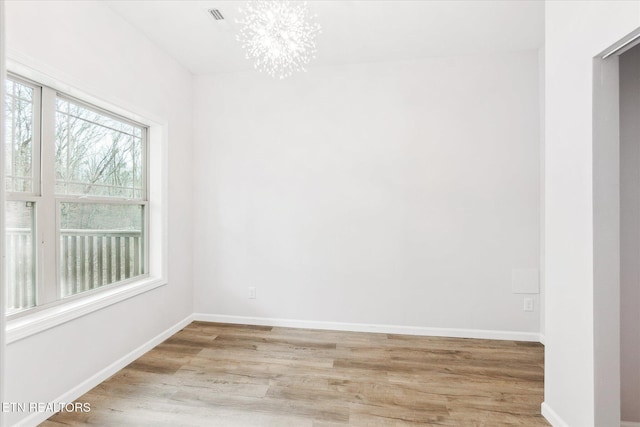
[[236, 1, 321, 79]]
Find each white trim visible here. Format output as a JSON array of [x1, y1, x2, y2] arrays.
[[11, 314, 194, 427], [539, 333, 546, 345], [0, 2, 8, 427], [193, 313, 543, 342], [621, 422, 640, 427], [6, 277, 167, 344], [600, 27, 640, 59], [541, 402, 571, 427]]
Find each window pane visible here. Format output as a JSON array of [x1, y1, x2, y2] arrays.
[[60, 203, 144, 297], [55, 98, 144, 199], [5, 201, 36, 312], [4, 79, 34, 193]]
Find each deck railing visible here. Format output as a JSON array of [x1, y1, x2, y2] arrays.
[[5, 228, 143, 311], [60, 229, 144, 296], [6, 228, 34, 311]]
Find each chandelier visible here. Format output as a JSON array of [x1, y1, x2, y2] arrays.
[[236, 1, 321, 79]]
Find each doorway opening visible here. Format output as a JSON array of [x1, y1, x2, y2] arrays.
[[593, 29, 640, 426]]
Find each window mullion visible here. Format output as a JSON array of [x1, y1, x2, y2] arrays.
[[31, 86, 43, 307], [39, 87, 57, 305]]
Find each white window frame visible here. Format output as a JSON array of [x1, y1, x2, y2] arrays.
[[52, 93, 150, 303], [4, 74, 41, 313], [5, 58, 168, 344]]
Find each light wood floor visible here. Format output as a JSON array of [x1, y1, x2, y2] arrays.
[[43, 322, 549, 426]]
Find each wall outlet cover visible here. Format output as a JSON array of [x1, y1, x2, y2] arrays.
[[524, 297, 534, 312]]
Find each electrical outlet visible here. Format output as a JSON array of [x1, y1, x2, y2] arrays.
[[248, 287, 256, 299], [524, 298, 534, 312]]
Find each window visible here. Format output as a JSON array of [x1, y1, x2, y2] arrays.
[[4, 75, 148, 316], [5, 77, 38, 312]]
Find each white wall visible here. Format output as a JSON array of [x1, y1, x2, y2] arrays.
[[620, 45, 640, 424], [539, 47, 546, 340], [543, 1, 640, 426], [4, 1, 193, 425], [193, 51, 541, 336]]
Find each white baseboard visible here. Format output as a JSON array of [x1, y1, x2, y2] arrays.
[[539, 333, 546, 345], [541, 402, 570, 427], [12, 314, 194, 427], [541, 402, 640, 427], [193, 313, 542, 342]]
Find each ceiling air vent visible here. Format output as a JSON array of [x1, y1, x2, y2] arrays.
[[209, 9, 225, 20]]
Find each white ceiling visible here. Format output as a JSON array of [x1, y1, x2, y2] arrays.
[[106, 0, 544, 76]]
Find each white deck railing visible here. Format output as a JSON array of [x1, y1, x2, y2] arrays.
[[6, 228, 143, 311], [6, 228, 34, 311]]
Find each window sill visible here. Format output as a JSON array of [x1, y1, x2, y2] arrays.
[[6, 277, 167, 344]]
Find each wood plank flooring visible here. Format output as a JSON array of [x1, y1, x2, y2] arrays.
[[42, 322, 549, 426]]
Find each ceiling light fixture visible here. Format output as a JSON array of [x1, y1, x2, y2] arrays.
[[236, 1, 321, 79]]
